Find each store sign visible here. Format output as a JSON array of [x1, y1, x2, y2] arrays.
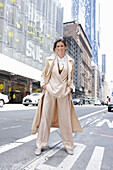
[[26, 41, 35, 59]]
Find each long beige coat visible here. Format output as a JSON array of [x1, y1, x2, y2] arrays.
[[32, 52, 82, 134]]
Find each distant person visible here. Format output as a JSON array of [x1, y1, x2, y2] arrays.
[[32, 39, 82, 156]]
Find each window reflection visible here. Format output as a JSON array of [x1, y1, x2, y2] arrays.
[[0, 1, 5, 17], [6, 3, 17, 25], [0, 18, 4, 41], [4, 25, 15, 47], [17, 12, 25, 32]]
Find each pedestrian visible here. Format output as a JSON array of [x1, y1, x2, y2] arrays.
[[32, 39, 82, 156]]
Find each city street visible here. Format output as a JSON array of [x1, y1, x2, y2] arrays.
[[0, 104, 113, 170]]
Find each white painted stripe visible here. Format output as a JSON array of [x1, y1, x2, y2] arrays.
[[78, 108, 107, 120], [16, 128, 57, 143], [37, 164, 56, 170], [57, 143, 86, 170], [0, 143, 23, 154], [96, 119, 113, 128], [90, 119, 100, 125], [24, 143, 62, 170], [0, 128, 57, 154], [1, 125, 21, 130], [16, 134, 37, 143], [96, 119, 110, 127], [27, 143, 86, 170], [86, 146, 104, 170]]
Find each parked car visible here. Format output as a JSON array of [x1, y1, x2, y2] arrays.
[[108, 92, 113, 112], [72, 98, 82, 105], [100, 100, 105, 105], [105, 100, 108, 106], [0, 93, 9, 107], [22, 93, 42, 106], [94, 100, 101, 106], [85, 99, 94, 104]]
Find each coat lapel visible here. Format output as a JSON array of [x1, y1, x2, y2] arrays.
[[46, 53, 57, 76]]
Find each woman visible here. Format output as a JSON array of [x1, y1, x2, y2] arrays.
[[32, 39, 82, 156]]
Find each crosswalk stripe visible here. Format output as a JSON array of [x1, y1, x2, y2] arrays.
[[86, 146, 105, 170], [0, 143, 23, 154], [23, 142, 62, 170], [24, 143, 86, 170], [0, 128, 57, 155], [56, 143, 86, 170], [37, 164, 56, 170]]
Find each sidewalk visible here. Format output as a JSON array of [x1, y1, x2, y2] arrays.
[[0, 104, 37, 111]]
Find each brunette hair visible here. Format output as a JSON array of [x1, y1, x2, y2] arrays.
[[53, 39, 67, 51]]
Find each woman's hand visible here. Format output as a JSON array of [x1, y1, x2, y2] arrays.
[[42, 85, 46, 90], [70, 88, 73, 92]]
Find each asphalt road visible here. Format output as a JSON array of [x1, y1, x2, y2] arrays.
[[0, 104, 113, 170]]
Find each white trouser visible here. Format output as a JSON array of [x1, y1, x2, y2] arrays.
[[36, 91, 74, 150]]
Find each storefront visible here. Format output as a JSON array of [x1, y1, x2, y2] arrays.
[[0, 53, 42, 103]]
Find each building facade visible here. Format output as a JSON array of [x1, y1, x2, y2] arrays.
[[101, 54, 109, 102], [0, 0, 63, 69], [71, 0, 100, 66], [102, 54, 106, 74], [63, 21, 92, 99], [0, 0, 63, 102], [101, 74, 109, 102], [91, 61, 100, 100]]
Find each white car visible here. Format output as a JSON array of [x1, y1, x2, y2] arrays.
[[108, 91, 113, 112], [22, 93, 42, 106], [94, 100, 101, 106], [0, 93, 9, 107]]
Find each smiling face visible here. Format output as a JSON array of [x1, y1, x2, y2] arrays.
[[55, 41, 67, 58]]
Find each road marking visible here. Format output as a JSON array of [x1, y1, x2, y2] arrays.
[[97, 133, 113, 138], [16, 134, 37, 143], [23, 143, 86, 170], [0, 128, 57, 154], [96, 119, 113, 128], [90, 119, 100, 125], [0, 117, 32, 123], [38, 164, 56, 170], [56, 143, 86, 170], [86, 146, 104, 170], [23, 143, 62, 170], [0, 117, 8, 120], [0, 109, 106, 155], [0, 143, 23, 154], [1, 125, 21, 130], [78, 108, 107, 120]]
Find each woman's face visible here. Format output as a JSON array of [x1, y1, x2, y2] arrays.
[[55, 41, 67, 56]]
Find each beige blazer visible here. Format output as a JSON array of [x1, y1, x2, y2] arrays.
[[32, 52, 82, 134]]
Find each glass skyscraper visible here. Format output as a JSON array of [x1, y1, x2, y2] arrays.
[[72, 0, 100, 66], [102, 54, 106, 74]]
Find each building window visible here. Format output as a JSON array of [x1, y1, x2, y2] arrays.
[[6, 3, 17, 26]]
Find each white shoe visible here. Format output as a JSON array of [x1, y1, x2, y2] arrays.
[[64, 148, 74, 155], [34, 148, 41, 156]]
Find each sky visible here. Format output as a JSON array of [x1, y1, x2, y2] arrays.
[[100, 0, 113, 85], [59, 0, 113, 85]]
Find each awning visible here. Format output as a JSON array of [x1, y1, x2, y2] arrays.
[[0, 53, 42, 81]]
